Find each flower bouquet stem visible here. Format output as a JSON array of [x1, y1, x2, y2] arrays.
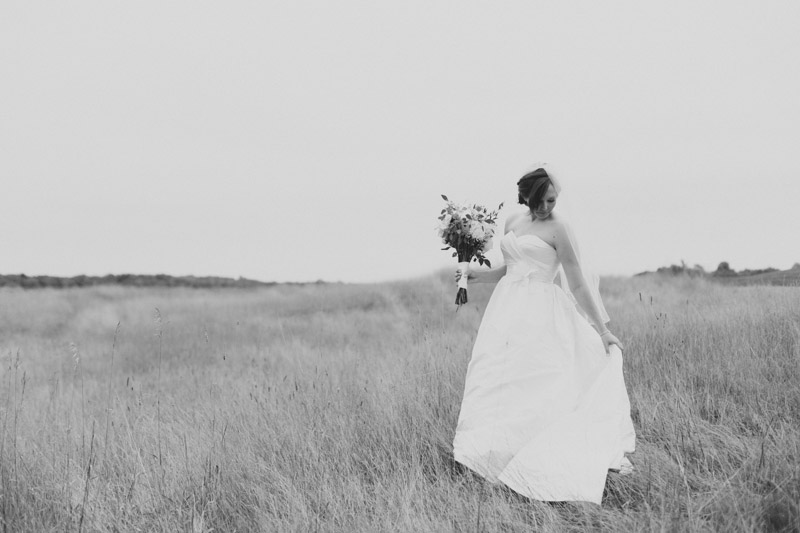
[[455, 254, 470, 305]]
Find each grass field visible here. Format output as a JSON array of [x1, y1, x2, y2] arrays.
[[1, 273, 799, 532]]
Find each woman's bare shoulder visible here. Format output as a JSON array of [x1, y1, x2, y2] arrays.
[[546, 214, 575, 246]]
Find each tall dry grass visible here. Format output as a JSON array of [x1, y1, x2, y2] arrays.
[[0, 275, 798, 531]]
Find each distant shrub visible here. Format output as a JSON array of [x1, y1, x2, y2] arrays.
[[712, 262, 737, 277]]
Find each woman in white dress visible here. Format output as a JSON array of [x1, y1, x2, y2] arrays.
[[452, 167, 636, 505]]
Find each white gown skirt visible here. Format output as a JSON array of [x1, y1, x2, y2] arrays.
[[452, 277, 635, 504]]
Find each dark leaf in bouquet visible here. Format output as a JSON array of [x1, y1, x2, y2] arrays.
[[452, 252, 457, 257], [485, 259, 492, 268], [441, 194, 449, 201], [441, 247, 449, 251]]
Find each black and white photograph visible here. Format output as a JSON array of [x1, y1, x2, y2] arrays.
[[1, 2, 799, 531]]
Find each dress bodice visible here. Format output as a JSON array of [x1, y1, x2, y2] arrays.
[[500, 231, 560, 283]]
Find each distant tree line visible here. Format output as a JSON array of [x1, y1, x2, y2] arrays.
[[0, 273, 319, 289], [637, 261, 800, 279], [709, 262, 782, 278]]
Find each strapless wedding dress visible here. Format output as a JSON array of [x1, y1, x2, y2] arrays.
[[452, 231, 636, 504]]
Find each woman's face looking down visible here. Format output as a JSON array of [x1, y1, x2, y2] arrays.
[[531, 184, 557, 220]]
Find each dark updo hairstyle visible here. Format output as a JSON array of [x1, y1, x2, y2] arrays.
[[517, 168, 553, 210]]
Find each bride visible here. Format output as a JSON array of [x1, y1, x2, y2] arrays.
[[452, 166, 636, 505]]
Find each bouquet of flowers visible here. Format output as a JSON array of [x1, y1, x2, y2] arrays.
[[436, 195, 503, 305]]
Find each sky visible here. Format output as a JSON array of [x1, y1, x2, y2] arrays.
[[2, 1, 799, 283]]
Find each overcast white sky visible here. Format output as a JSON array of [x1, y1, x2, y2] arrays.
[[2, 2, 799, 283]]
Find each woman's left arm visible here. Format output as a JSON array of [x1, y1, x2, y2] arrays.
[[553, 221, 623, 352]]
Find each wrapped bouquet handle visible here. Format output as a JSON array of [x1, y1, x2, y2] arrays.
[[456, 261, 470, 305]]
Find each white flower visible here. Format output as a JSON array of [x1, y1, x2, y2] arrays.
[[470, 224, 486, 241]]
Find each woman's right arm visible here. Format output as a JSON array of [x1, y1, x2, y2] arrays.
[[467, 265, 507, 283]]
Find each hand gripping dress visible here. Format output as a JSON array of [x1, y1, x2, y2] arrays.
[[452, 231, 636, 504]]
